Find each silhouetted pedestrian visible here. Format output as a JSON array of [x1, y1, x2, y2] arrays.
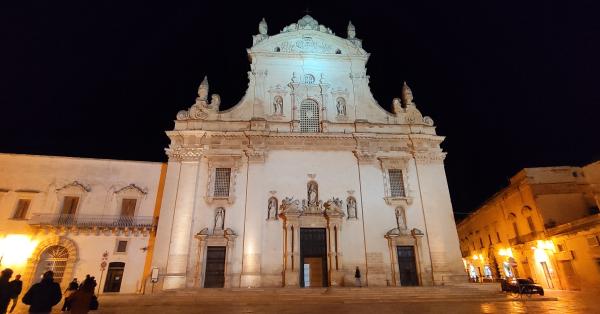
[[68, 275, 97, 314], [354, 266, 362, 287], [0, 269, 14, 314], [8, 274, 22, 313], [61, 278, 79, 312], [22, 271, 62, 314]]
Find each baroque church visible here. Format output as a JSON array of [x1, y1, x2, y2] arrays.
[[151, 15, 464, 289], [0, 15, 464, 293]]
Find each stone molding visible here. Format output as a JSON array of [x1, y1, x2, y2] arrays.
[[413, 151, 447, 164], [166, 147, 203, 162]]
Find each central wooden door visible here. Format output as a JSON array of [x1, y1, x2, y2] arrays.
[[204, 246, 226, 288], [300, 228, 328, 287], [397, 246, 419, 286]]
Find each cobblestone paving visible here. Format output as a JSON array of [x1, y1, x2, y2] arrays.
[[9, 288, 599, 314]]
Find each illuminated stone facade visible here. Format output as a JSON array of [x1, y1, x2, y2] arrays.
[[0, 154, 165, 293], [457, 161, 600, 290], [151, 15, 465, 289], [0, 15, 466, 293]]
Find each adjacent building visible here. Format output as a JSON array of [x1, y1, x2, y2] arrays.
[[457, 161, 600, 290], [0, 154, 165, 293]]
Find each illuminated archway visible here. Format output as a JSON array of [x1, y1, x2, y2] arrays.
[[25, 236, 78, 288]]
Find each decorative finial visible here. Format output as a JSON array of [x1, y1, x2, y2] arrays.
[[401, 81, 414, 106], [259, 18, 268, 35], [347, 21, 356, 39], [198, 76, 209, 100]]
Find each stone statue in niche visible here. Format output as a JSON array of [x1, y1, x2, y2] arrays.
[[347, 197, 357, 219], [336, 97, 347, 116], [214, 207, 225, 232], [307, 181, 318, 207], [273, 95, 283, 115], [395, 207, 407, 231], [267, 197, 278, 220]]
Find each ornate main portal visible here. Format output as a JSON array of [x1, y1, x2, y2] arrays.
[[279, 181, 345, 287]]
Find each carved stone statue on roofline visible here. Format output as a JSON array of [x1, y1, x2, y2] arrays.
[[176, 76, 221, 120]]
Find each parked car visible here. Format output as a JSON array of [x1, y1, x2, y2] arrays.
[[507, 278, 545, 296]]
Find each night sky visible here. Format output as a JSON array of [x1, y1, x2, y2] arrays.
[[2, 1, 599, 218]]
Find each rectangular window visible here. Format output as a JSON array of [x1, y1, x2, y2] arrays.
[[587, 235, 599, 247], [488, 234, 493, 246], [388, 169, 406, 197], [61, 196, 79, 215], [213, 168, 231, 197], [116, 240, 128, 253], [496, 232, 502, 243], [479, 237, 484, 248], [526, 216, 535, 233], [121, 198, 137, 217], [512, 222, 520, 238], [13, 199, 31, 219]]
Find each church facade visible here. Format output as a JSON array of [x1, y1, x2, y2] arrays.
[[0, 15, 465, 292], [151, 15, 465, 289]]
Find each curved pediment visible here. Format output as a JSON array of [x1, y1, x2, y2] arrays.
[[249, 15, 367, 57]]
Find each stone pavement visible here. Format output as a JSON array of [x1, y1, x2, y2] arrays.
[[8, 285, 598, 314]]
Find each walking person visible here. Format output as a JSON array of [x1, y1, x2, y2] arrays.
[[68, 275, 97, 314], [22, 270, 62, 314], [8, 274, 22, 313], [354, 266, 362, 287], [61, 278, 79, 312], [0, 269, 14, 314]]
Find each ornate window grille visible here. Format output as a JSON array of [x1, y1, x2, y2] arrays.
[[388, 169, 406, 197], [299, 99, 320, 133], [213, 168, 231, 197], [303, 74, 315, 84], [40, 245, 69, 284]]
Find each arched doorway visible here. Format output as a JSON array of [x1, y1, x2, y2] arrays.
[[33, 245, 69, 284], [299, 99, 320, 133]]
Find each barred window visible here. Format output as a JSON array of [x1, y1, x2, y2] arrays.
[[213, 168, 232, 197], [300, 99, 320, 133], [13, 199, 31, 219], [303, 74, 315, 84], [116, 240, 128, 253], [388, 169, 406, 197]]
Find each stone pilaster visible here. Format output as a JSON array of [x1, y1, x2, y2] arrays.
[[163, 159, 201, 289]]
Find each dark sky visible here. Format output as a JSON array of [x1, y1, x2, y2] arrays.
[[2, 1, 599, 218]]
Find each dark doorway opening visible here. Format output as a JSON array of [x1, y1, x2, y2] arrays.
[[397, 246, 419, 286], [204, 246, 226, 288], [300, 228, 328, 287], [103, 262, 125, 292]]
